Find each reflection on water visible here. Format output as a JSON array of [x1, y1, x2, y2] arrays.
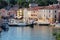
[[0, 25, 55, 40]]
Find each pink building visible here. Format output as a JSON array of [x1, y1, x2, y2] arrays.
[[0, 9, 8, 17]]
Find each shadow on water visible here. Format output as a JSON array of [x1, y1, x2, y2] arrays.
[[30, 24, 34, 28], [9, 24, 34, 28], [0, 33, 1, 38]]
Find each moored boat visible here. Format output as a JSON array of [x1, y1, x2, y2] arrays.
[[8, 18, 35, 26]]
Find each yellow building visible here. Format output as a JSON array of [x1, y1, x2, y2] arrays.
[[17, 9, 23, 19]]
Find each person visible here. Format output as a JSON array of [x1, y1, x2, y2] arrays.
[[30, 20, 34, 28]]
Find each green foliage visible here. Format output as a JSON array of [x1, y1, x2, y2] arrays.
[[50, 0, 58, 4], [17, 0, 57, 7], [17, 0, 26, 7], [0, 0, 8, 9], [35, 0, 58, 6], [10, 0, 17, 5], [28, 0, 33, 3], [0, 0, 58, 8], [53, 30, 60, 40], [56, 32, 60, 40], [22, 2, 29, 8]]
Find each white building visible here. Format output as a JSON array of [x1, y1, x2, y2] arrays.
[[24, 5, 60, 24], [24, 7, 56, 24], [12, 5, 60, 25]]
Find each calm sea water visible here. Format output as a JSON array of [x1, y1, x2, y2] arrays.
[[0, 25, 55, 40]]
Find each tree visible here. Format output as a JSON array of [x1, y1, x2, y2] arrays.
[[50, 0, 58, 4], [10, 0, 17, 5], [22, 2, 29, 8], [17, 0, 23, 8], [17, 0, 28, 8], [28, 0, 33, 3], [0, 0, 8, 9], [0, 0, 58, 8], [36, 0, 58, 6]]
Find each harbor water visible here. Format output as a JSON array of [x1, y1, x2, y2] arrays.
[[0, 25, 55, 40]]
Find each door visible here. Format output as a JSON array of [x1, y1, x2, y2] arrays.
[[58, 13, 60, 23]]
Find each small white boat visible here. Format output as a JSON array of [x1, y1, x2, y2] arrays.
[[8, 19, 27, 26], [36, 20, 50, 25], [8, 19, 32, 26]]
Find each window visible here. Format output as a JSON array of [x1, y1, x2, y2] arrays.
[[49, 10, 50, 13], [55, 10, 56, 13], [17, 9, 23, 19], [55, 15, 56, 22], [49, 15, 50, 17]]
